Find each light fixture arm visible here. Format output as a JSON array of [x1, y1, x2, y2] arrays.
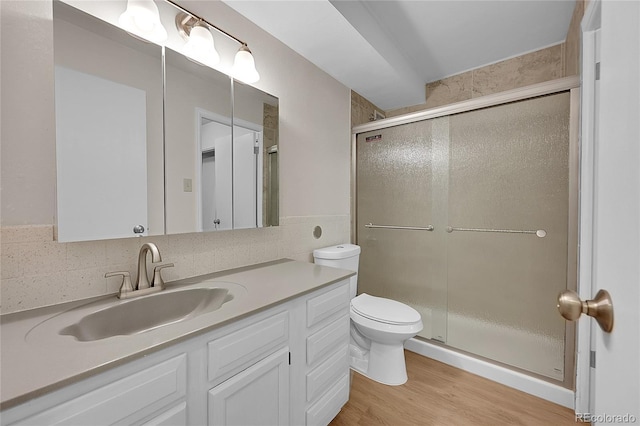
[[167, 0, 247, 47]]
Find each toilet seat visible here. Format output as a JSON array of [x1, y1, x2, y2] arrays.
[[351, 293, 421, 325]]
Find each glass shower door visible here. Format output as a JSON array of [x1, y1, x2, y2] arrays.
[[446, 92, 571, 380], [355, 91, 573, 381], [356, 120, 448, 341]]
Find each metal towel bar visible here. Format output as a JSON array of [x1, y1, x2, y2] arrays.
[[446, 226, 547, 238], [365, 223, 434, 231]]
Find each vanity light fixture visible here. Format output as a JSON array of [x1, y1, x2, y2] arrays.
[[178, 16, 221, 68], [118, 0, 168, 43], [172, 3, 260, 83]]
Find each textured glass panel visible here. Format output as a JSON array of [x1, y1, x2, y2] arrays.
[[446, 92, 570, 380], [355, 92, 571, 380], [356, 121, 447, 341]]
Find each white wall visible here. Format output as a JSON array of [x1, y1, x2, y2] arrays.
[[0, 0, 351, 313], [1, 1, 56, 225]]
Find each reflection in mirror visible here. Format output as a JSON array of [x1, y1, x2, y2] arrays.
[[53, 1, 164, 242], [164, 47, 233, 234], [267, 145, 279, 227], [164, 49, 279, 233], [233, 81, 279, 227]]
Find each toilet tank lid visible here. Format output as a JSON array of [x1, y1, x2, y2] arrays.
[[313, 244, 361, 260]]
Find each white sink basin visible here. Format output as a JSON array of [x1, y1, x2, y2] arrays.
[[26, 281, 245, 342]]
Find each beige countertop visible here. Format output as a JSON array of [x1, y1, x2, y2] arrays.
[[0, 259, 354, 410]]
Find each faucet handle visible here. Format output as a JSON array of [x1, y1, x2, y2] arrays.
[[152, 263, 174, 289], [105, 271, 134, 298]]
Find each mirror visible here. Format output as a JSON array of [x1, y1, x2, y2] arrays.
[[52, 1, 279, 242], [164, 47, 233, 233], [233, 80, 279, 229], [53, 1, 164, 242]]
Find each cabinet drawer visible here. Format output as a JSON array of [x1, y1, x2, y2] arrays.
[[305, 373, 350, 426], [306, 283, 350, 328], [306, 345, 349, 403], [11, 354, 186, 426], [208, 311, 289, 382], [307, 314, 349, 366]]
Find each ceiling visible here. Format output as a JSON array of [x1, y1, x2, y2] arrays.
[[222, 0, 576, 111]]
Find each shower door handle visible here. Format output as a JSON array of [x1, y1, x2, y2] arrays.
[[557, 289, 614, 332]]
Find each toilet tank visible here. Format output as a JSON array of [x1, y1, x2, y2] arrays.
[[313, 244, 360, 298]]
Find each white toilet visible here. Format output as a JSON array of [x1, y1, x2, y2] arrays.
[[313, 244, 423, 386]]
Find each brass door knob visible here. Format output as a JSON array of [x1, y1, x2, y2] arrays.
[[557, 289, 614, 332]]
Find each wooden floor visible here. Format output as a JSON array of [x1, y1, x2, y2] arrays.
[[330, 350, 581, 426]]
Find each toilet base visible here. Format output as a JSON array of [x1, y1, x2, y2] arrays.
[[349, 342, 408, 386]]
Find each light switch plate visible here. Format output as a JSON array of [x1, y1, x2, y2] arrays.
[[183, 178, 193, 192]]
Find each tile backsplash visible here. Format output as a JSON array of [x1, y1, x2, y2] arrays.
[[0, 215, 350, 314]]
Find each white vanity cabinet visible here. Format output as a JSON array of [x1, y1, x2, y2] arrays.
[[1, 278, 351, 426]]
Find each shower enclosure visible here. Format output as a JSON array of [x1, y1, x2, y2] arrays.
[[352, 79, 579, 388]]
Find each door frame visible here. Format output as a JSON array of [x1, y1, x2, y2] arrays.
[[574, 0, 601, 414]]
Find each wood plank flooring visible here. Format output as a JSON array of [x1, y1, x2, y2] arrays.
[[330, 350, 581, 426]]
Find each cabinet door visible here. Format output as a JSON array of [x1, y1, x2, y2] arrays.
[[208, 348, 289, 426]]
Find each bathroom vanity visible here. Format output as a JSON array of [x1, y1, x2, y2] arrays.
[[0, 260, 354, 425]]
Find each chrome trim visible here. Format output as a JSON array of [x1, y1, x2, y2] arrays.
[[365, 223, 434, 231], [352, 76, 580, 134], [446, 226, 547, 237]]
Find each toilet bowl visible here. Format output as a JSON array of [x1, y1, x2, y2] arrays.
[[350, 293, 423, 385], [313, 244, 423, 386]]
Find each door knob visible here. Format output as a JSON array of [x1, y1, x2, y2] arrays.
[[557, 289, 614, 332]]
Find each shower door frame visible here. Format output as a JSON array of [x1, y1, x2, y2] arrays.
[[351, 76, 580, 390]]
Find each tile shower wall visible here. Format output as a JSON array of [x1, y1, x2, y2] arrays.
[[564, 0, 588, 77], [386, 44, 566, 116], [351, 90, 385, 127], [0, 216, 349, 314]]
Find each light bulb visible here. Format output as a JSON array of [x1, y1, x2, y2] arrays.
[[119, 0, 167, 44], [183, 24, 220, 67], [231, 45, 260, 84]]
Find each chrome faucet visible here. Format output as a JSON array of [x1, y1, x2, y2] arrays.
[[105, 242, 173, 299], [136, 242, 162, 290]]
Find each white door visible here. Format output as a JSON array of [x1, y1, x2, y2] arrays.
[[577, 1, 639, 423], [213, 135, 233, 231], [201, 152, 218, 232], [233, 127, 259, 229], [200, 119, 232, 231]]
